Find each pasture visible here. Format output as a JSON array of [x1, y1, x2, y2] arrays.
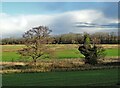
[[2, 68, 119, 86], [1, 44, 119, 86], [1, 44, 119, 62]]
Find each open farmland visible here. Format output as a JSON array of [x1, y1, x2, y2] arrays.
[[2, 68, 119, 86], [1, 45, 119, 87], [1, 44, 119, 62]]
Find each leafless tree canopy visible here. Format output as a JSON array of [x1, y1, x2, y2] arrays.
[[18, 26, 53, 63]]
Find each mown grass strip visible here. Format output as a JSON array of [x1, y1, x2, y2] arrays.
[[2, 68, 118, 86]]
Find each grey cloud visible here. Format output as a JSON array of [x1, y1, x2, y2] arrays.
[[74, 22, 118, 28]]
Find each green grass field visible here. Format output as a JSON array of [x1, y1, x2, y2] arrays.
[[1, 44, 119, 62], [2, 45, 119, 86], [105, 48, 118, 56], [2, 68, 119, 86]]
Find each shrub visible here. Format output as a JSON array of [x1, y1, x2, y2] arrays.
[[78, 33, 106, 65]]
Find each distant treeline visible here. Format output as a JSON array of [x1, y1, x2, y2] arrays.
[[1, 32, 119, 45]]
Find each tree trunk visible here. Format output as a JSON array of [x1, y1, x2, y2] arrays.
[[33, 57, 37, 66]]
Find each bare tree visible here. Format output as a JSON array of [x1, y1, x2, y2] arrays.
[[18, 26, 52, 63]]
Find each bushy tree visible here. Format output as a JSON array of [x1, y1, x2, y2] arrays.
[[78, 33, 105, 65], [18, 26, 52, 63]]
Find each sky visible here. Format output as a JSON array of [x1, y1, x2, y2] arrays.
[[0, 2, 119, 38]]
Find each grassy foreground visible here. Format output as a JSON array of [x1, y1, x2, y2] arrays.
[[2, 68, 119, 86]]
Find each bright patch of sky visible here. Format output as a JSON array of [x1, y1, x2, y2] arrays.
[[0, 2, 119, 38]]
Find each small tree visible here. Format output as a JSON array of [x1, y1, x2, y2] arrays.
[[78, 33, 105, 65], [18, 26, 52, 63]]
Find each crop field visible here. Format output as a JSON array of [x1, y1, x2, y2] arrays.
[[1, 44, 119, 62], [2, 68, 119, 86]]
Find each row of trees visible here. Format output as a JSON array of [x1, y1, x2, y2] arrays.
[[53, 32, 119, 44], [1, 32, 119, 45], [1, 38, 24, 45]]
